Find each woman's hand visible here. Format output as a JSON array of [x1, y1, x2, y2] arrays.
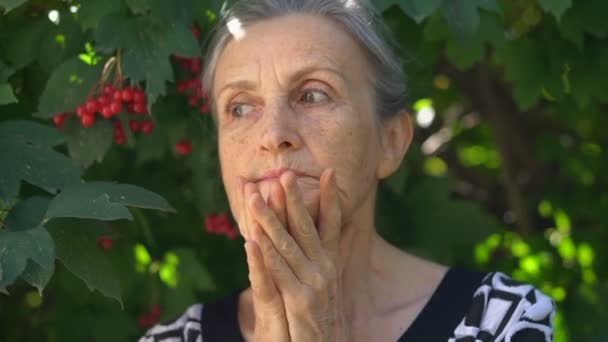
[[239, 179, 291, 341], [242, 169, 349, 342]]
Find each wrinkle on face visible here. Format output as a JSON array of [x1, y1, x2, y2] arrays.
[[214, 14, 383, 232]]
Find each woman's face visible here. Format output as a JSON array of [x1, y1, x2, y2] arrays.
[[213, 14, 386, 235]]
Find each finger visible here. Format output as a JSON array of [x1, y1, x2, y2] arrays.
[[243, 181, 259, 241], [250, 218, 302, 291], [244, 241, 290, 340], [268, 181, 287, 230], [279, 171, 323, 261], [236, 176, 249, 239], [249, 192, 311, 282], [319, 168, 342, 260]]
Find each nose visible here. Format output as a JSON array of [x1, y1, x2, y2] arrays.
[[258, 101, 301, 154]]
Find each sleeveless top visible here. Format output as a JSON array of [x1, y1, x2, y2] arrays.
[[139, 267, 556, 341]]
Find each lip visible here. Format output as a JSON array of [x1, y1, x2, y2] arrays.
[[258, 168, 309, 181]]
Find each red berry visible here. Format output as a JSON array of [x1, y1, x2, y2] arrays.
[[97, 95, 110, 105], [113, 91, 123, 102], [76, 105, 88, 117], [129, 120, 141, 133], [187, 78, 198, 90], [191, 25, 201, 39], [133, 89, 146, 103], [113, 120, 124, 130], [110, 102, 123, 115], [114, 134, 126, 145], [81, 113, 95, 127], [133, 103, 147, 114], [200, 102, 210, 113], [150, 304, 163, 317], [121, 87, 134, 102], [141, 121, 154, 134], [188, 95, 199, 107], [189, 59, 202, 74], [174, 140, 192, 156], [114, 122, 126, 144], [97, 237, 114, 250], [205, 213, 238, 239], [85, 99, 99, 113], [101, 106, 114, 118], [138, 314, 152, 329], [53, 113, 68, 128], [177, 81, 188, 93], [103, 84, 115, 95]]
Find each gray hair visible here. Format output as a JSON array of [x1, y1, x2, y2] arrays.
[[202, 0, 408, 122]]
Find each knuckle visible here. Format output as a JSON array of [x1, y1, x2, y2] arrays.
[[309, 267, 328, 290]]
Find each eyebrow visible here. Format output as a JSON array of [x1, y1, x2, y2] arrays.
[[216, 64, 345, 100]]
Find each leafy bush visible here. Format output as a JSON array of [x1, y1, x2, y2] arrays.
[[1, 0, 606, 341]]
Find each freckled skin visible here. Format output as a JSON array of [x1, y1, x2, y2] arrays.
[[214, 14, 382, 234], [211, 14, 448, 341]]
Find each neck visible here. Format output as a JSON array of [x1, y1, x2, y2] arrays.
[[337, 187, 402, 326]]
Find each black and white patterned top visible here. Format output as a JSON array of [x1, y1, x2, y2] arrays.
[[139, 267, 556, 342]]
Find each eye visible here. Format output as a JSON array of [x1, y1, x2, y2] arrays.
[[228, 103, 255, 118], [300, 89, 329, 104]]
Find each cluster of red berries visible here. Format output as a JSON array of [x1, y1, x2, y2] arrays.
[[138, 304, 163, 330], [205, 213, 238, 240], [174, 58, 210, 114], [174, 139, 193, 156], [53, 84, 155, 145], [173, 24, 210, 114], [97, 237, 114, 250]]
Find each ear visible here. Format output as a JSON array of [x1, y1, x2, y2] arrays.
[[376, 110, 413, 179]]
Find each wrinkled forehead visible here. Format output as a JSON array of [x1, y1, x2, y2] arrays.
[[213, 14, 370, 93]]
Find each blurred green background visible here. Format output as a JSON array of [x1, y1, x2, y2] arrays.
[[0, 0, 606, 341]]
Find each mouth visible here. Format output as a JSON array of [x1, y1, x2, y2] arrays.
[[257, 168, 312, 182]]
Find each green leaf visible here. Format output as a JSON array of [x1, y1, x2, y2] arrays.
[[442, 0, 500, 35], [374, 0, 398, 12], [21, 260, 54, 296], [47, 222, 122, 305], [36, 57, 103, 118], [0, 82, 17, 105], [558, 1, 608, 48], [5, 196, 51, 231], [45, 182, 175, 221], [163, 248, 215, 318], [63, 118, 113, 168], [538, 0, 572, 20], [0, 226, 55, 292], [445, 11, 504, 70], [125, 0, 149, 14], [0, 121, 81, 202], [398, 0, 443, 23], [0, 0, 27, 13], [0, 59, 15, 82], [402, 177, 501, 262], [77, 0, 123, 30], [0, 17, 52, 68], [147, 0, 201, 24], [37, 14, 87, 72], [96, 14, 199, 105], [493, 38, 548, 109]]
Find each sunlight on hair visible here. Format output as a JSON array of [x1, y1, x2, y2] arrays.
[[227, 18, 246, 41], [344, 0, 358, 9]]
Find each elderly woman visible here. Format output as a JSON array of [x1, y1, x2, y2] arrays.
[[141, 0, 555, 341]]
